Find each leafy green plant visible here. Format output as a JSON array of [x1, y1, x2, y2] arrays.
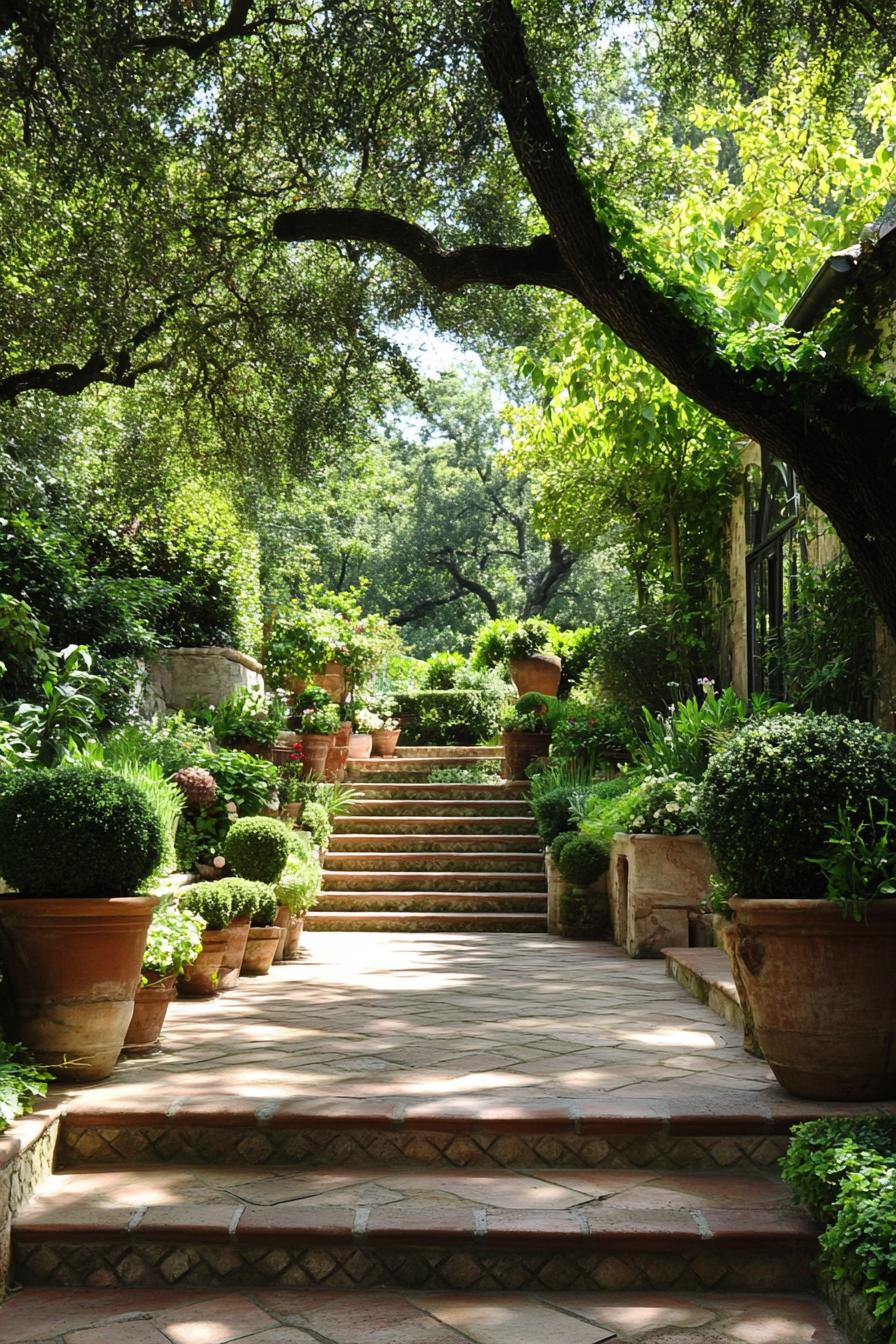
[[551, 699, 639, 763], [106, 758, 184, 879], [782, 1118, 896, 1341], [809, 800, 896, 920], [276, 836, 321, 916], [470, 617, 558, 670], [579, 774, 644, 849], [2, 644, 107, 766], [503, 692, 560, 733], [0, 765, 163, 897], [426, 761, 501, 784], [293, 685, 333, 712], [550, 831, 579, 863], [395, 690, 504, 746], [423, 651, 466, 689], [295, 702, 341, 735], [300, 800, 332, 849], [620, 773, 701, 836], [189, 688, 286, 748], [505, 618, 556, 662], [180, 883, 233, 931], [530, 786, 576, 845], [204, 876, 273, 920], [194, 748, 279, 816], [142, 902, 206, 977], [0, 1043, 53, 1132], [250, 886, 280, 927], [699, 714, 896, 900], [555, 834, 609, 887], [223, 816, 290, 884], [104, 714, 215, 778], [637, 685, 789, 782]]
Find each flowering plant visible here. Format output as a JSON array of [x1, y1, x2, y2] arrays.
[[622, 773, 701, 836], [551, 699, 639, 762], [299, 702, 341, 735], [353, 708, 383, 733]]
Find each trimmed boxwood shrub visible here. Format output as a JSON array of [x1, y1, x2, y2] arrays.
[[0, 765, 163, 897], [550, 831, 579, 864], [532, 788, 576, 846], [395, 690, 503, 746], [223, 817, 289, 883], [699, 714, 896, 900], [555, 834, 609, 887], [181, 883, 233, 930], [208, 876, 273, 921], [250, 886, 280, 927]]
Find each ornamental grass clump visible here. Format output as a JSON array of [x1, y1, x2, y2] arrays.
[[0, 765, 163, 897], [698, 714, 896, 900], [223, 816, 290, 883]]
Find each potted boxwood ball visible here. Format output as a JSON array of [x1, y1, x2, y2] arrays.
[[242, 887, 282, 975], [0, 765, 164, 1082], [177, 884, 233, 996], [212, 877, 278, 989], [699, 713, 896, 1101], [125, 903, 205, 1052], [501, 692, 556, 779]]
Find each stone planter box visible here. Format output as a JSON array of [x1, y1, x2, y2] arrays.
[[608, 833, 717, 958], [546, 851, 609, 939]]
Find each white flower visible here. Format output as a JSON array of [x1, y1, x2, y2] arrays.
[[666, 802, 680, 813]]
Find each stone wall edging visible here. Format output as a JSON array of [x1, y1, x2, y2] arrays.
[[0, 1101, 63, 1292]]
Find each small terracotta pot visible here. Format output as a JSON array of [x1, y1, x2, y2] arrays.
[[218, 916, 251, 991], [0, 894, 158, 1083], [282, 802, 304, 821], [509, 652, 561, 697], [124, 971, 177, 1052], [371, 728, 401, 757], [729, 896, 896, 1100], [335, 720, 352, 747], [301, 732, 334, 778], [241, 926, 281, 975], [348, 732, 373, 760], [274, 904, 305, 961], [325, 743, 350, 780], [502, 729, 549, 780], [177, 928, 228, 998]]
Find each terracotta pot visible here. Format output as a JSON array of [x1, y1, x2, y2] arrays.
[[313, 661, 348, 704], [509, 652, 561, 697], [371, 728, 401, 758], [219, 737, 275, 761], [177, 928, 228, 998], [502, 728, 549, 780], [325, 743, 350, 780], [218, 916, 251, 991], [274, 904, 305, 961], [241, 925, 281, 975], [729, 896, 896, 1100], [0, 894, 158, 1083], [124, 971, 177, 1053], [283, 801, 304, 821], [713, 914, 762, 1058], [335, 720, 352, 747], [348, 733, 373, 760], [301, 732, 333, 778]]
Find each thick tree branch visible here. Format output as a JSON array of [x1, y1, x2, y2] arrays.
[[522, 538, 576, 616], [132, 0, 266, 59], [441, 552, 501, 618], [274, 208, 583, 299], [391, 588, 466, 626]]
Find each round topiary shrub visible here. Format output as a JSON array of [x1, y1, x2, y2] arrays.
[[533, 788, 575, 846], [209, 876, 273, 921], [550, 831, 579, 863], [555, 834, 610, 887], [180, 883, 233, 930], [250, 886, 280, 927], [514, 692, 551, 717], [0, 765, 164, 898], [223, 816, 290, 883], [699, 714, 896, 900]]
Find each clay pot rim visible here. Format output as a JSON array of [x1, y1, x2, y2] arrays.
[[501, 728, 550, 740], [0, 894, 159, 908], [730, 895, 896, 923], [614, 832, 706, 844], [137, 971, 178, 993], [248, 924, 282, 937], [508, 652, 562, 668]]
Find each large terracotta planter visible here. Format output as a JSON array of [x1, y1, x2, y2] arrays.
[[282, 801, 304, 821], [348, 732, 373, 760], [502, 729, 548, 780], [301, 732, 333, 778], [177, 928, 228, 998], [371, 728, 401, 757], [729, 896, 896, 1100], [124, 971, 177, 1053], [713, 914, 762, 1058], [335, 720, 352, 747], [218, 916, 251, 991], [325, 743, 350, 780], [509, 652, 561, 697], [218, 737, 274, 761], [313, 661, 348, 704], [274, 904, 304, 961], [0, 894, 158, 1083], [241, 926, 281, 975]]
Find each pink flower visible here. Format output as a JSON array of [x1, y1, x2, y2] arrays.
[[226, 801, 238, 814], [212, 855, 226, 869]]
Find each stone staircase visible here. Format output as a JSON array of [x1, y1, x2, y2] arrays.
[[308, 745, 548, 933]]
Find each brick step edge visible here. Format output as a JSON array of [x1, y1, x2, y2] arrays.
[[305, 913, 548, 932], [663, 948, 744, 1037]]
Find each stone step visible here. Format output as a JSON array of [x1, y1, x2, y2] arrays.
[[350, 783, 529, 801], [332, 815, 538, 834], [328, 834, 542, 853], [305, 910, 549, 932], [13, 1164, 818, 1292], [343, 800, 534, 819], [0, 1286, 850, 1344], [321, 869, 548, 892], [314, 891, 548, 913], [394, 745, 503, 758], [347, 755, 503, 775], [323, 851, 545, 873], [664, 947, 745, 1037]]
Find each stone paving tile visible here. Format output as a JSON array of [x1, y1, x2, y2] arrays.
[[0, 1289, 849, 1343]]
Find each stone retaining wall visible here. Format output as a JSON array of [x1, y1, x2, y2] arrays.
[[148, 647, 264, 712], [0, 1106, 60, 1292]]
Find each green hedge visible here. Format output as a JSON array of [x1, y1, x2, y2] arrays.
[[782, 1118, 896, 1342], [394, 689, 503, 746]]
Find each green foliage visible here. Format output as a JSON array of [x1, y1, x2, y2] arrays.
[[426, 762, 501, 784], [300, 800, 332, 850], [189, 688, 286, 749], [503, 693, 560, 734], [551, 699, 639, 763], [289, 780, 359, 818], [293, 686, 333, 712], [423, 652, 466, 689], [588, 608, 681, 714], [103, 757, 184, 878], [782, 1118, 896, 1341], [549, 831, 579, 863], [180, 883, 233, 932], [637, 685, 790, 781], [223, 817, 290, 884], [142, 902, 205, 977], [104, 714, 215, 779], [555, 626, 602, 692], [769, 553, 876, 719], [0, 764, 163, 897], [0, 592, 49, 698], [530, 787, 577, 846], [579, 775, 645, 849], [295, 702, 342, 735], [276, 835, 321, 917], [206, 876, 274, 921], [194, 749, 278, 817], [396, 690, 504, 746], [699, 715, 896, 900], [471, 618, 557, 670], [809, 800, 896, 919], [555, 834, 609, 887], [251, 886, 281, 927], [1, 644, 106, 766], [0, 1043, 53, 1133], [621, 774, 701, 836]]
